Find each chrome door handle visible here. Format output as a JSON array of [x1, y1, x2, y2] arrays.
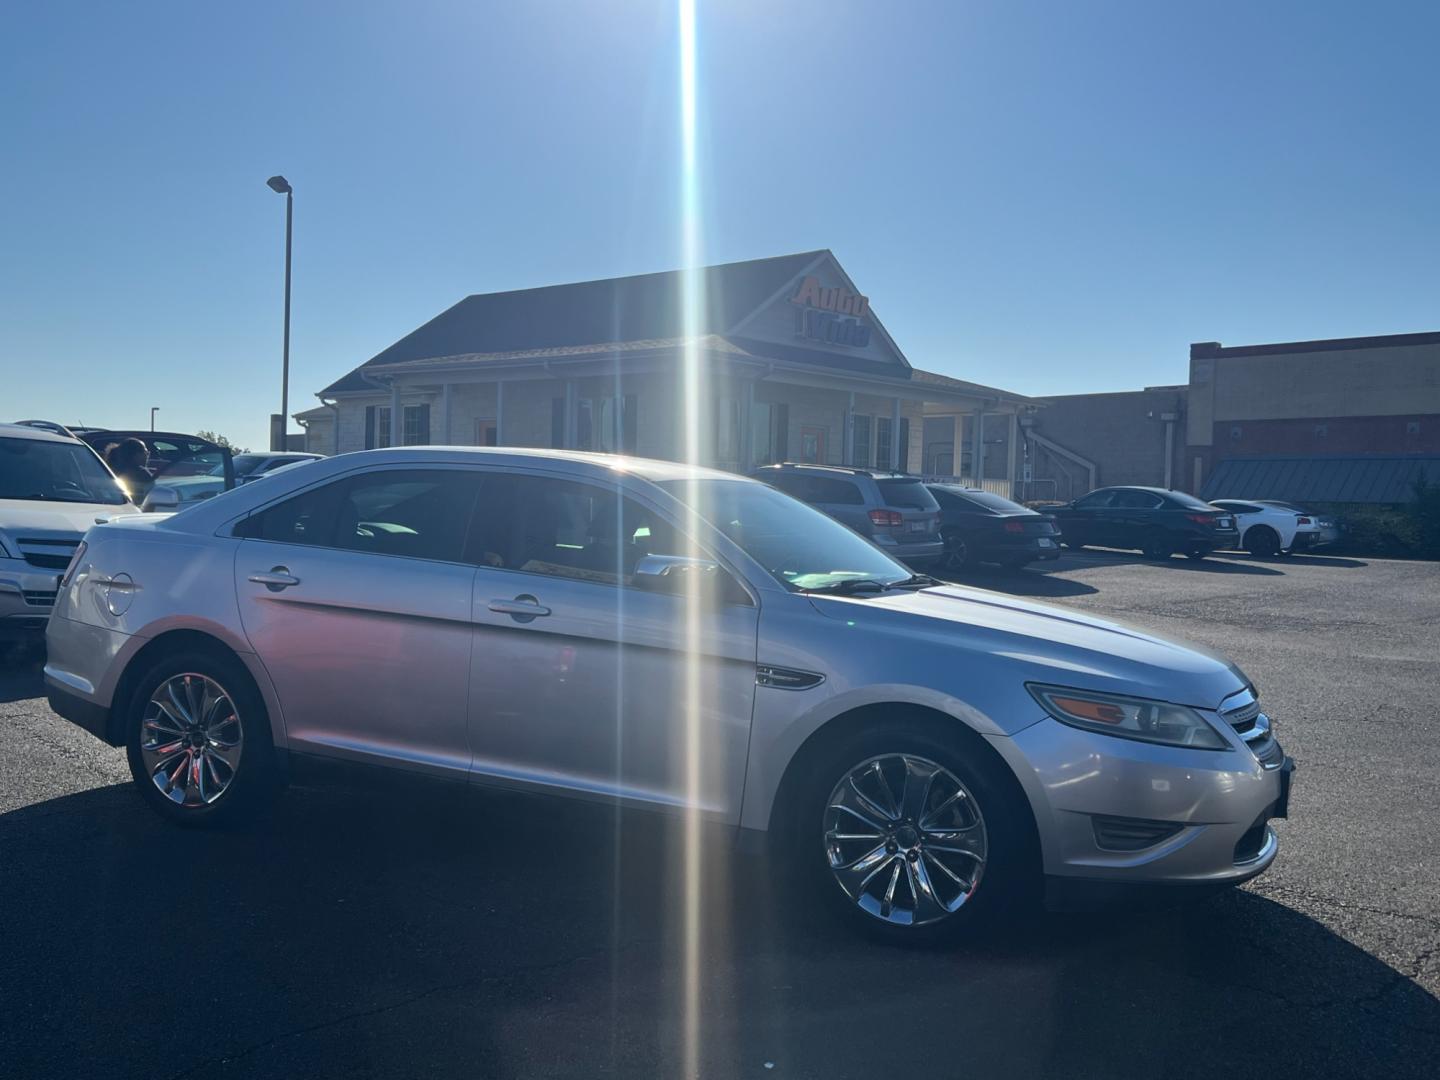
[[249, 567, 300, 592], [488, 594, 550, 622]]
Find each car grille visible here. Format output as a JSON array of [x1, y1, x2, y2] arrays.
[[16, 537, 80, 571], [1221, 689, 1284, 769], [22, 589, 57, 608]]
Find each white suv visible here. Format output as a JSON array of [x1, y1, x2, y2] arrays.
[[0, 423, 139, 640]]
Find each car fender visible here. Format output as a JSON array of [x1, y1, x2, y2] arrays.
[[737, 677, 1033, 834]]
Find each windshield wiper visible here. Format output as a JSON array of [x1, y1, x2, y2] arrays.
[[887, 573, 939, 589], [801, 578, 893, 596], [802, 574, 937, 596]]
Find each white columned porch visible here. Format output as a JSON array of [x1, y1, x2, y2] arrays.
[[1007, 411, 1019, 490], [441, 383, 452, 444], [495, 381, 505, 446], [390, 382, 402, 446], [741, 378, 756, 471], [889, 397, 901, 470], [563, 380, 576, 449], [843, 391, 855, 466]]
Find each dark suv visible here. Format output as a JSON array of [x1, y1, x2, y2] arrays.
[[748, 464, 944, 564], [1052, 486, 1239, 560]]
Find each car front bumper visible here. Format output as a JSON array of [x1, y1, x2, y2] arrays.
[[0, 558, 60, 638], [989, 716, 1289, 887]]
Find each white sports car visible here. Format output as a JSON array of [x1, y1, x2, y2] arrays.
[[1208, 499, 1339, 556]]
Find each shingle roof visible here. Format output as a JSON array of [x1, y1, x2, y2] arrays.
[[322, 251, 829, 394], [1201, 455, 1440, 504]]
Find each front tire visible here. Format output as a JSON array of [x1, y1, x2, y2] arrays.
[[1141, 532, 1173, 560], [124, 649, 277, 827], [941, 531, 970, 572], [790, 719, 1037, 944]]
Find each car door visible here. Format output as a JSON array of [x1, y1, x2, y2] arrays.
[[463, 470, 759, 821], [1063, 489, 1115, 544], [233, 466, 482, 777], [1111, 489, 1165, 547]]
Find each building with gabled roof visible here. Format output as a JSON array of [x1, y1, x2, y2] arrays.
[[298, 250, 1035, 490]]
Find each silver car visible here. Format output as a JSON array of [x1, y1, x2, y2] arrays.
[[44, 448, 1291, 941]]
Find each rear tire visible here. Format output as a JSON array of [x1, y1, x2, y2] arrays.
[[788, 718, 1038, 945], [1244, 526, 1281, 557], [124, 648, 277, 827]]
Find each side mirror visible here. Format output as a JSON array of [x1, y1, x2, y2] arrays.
[[141, 485, 181, 513]]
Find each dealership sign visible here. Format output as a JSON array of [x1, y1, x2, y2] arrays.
[[789, 276, 872, 348]]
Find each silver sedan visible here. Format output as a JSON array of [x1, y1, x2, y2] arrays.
[[43, 448, 1291, 942]]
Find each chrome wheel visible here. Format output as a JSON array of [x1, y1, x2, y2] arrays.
[[139, 673, 243, 808], [823, 753, 987, 927]]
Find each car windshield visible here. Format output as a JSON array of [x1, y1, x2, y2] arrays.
[[1163, 491, 1217, 510], [656, 477, 911, 591], [0, 436, 128, 505], [937, 486, 1029, 513]]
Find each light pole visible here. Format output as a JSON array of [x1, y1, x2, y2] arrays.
[[150, 407, 159, 431], [266, 175, 293, 450]]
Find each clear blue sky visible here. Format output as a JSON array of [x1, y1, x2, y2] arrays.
[[4, 0, 1436, 451]]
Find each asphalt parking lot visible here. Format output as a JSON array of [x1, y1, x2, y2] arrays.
[[1, 549, 1437, 1079]]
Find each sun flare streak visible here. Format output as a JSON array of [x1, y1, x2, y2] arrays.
[[677, 1, 706, 1077]]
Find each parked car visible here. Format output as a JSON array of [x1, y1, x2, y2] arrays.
[[1207, 499, 1339, 556], [926, 484, 1062, 570], [154, 451, 323, 505], [749, 463, 944, 565], [0, 423, 140, 639], [74, 430, 236, 511], [45, 447, 1291, 942], [1052, 486, 1240, 560]]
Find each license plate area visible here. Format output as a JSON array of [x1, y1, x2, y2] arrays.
[[908, 521, 927, 534]]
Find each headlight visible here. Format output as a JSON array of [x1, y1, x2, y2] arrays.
[[1028, 685, 1230, 750]]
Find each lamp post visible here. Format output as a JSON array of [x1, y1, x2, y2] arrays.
[[150, 407, 159, 432], [266, 175, 293, 451]]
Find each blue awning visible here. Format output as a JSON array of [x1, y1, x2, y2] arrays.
[[1201, 455, 1440, 504]]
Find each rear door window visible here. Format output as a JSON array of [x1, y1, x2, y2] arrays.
[[1114, 489, 1164, 509], [804, 476, 865, 505], [1074, 490, 1116, 509], [876, 478, 939, 510], [238, 469, 481, 563]]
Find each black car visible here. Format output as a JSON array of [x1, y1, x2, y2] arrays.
[[926, 484, 1063, 570], [1051, 486, 1239, 560]]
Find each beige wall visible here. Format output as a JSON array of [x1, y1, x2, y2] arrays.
[[328, 373, 937, 474], [1188, 341, 1440, 447]]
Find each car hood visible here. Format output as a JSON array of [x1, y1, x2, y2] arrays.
[[810, 583, 1248, 712], [0, 498, 140, 539]]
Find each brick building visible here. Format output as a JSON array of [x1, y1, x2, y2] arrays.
[[1022, 331, 1440, 502]]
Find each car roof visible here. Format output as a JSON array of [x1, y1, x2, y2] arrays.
[[752, 462, 911, 479], [0, 421, 82, 445], [154, 446, 756, 537]]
